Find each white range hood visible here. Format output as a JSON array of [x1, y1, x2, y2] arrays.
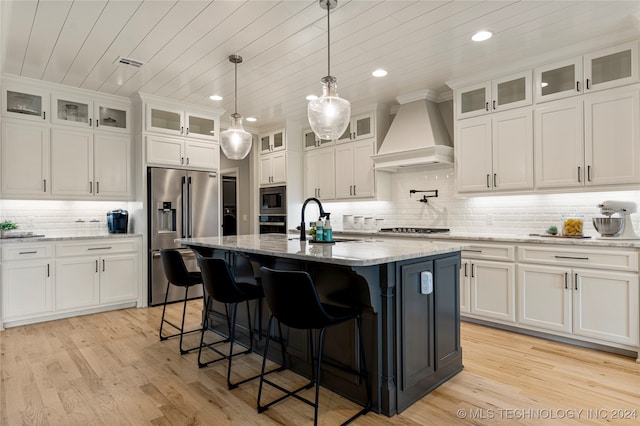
[[372, 96, 453, 172]]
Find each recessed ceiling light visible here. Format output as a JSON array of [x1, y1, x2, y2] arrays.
[[246, 117, 257, 122], [306, 95, 318, 101], [372, 69, 387, 77], [209, 95, 223, 101], [472, 30, 493, 42]]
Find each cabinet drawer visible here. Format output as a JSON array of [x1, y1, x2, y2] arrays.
[[56, 239, 138, 257], [2, 243, 53, 260], [518, 245, 638, 272], [458, 243, 515, 261]]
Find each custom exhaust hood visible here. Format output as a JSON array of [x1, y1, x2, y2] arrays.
[[372, 93, 453, 172]]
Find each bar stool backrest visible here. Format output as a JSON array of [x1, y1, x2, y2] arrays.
[[160, 249, 201, 287], [259, 267, 331, 330], [199, 257, 252, 304]]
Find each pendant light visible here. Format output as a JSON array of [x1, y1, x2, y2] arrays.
[[220, 54, 252, 160], [307, 0, 350, 140]]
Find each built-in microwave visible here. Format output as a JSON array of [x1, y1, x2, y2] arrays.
[[259, 185, 286, 215]]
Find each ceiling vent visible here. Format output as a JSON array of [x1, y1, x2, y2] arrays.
[[115, 56, 144, 68]]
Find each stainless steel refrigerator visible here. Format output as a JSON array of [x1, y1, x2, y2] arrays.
[[148, 167, 219, 306]]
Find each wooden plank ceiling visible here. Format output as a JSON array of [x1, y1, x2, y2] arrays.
[[2, 0, 640, 129]]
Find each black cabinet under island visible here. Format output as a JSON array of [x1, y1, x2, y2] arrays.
[[176, 234, 467, 417]]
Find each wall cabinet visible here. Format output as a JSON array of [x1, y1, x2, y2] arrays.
[[303, 128, 333, 151], [304, 146, 335, 199], [1, 120, 50, 196], [2, 80, 49, 122], [1, 243, 54, 322], [335, 139, 375, 198], [336, 112, 375, 143], [456, 109, 533, 193], [50, 128, 130, 198], [259, 152, 287, 186], [455, 70, 532, 119], [51, 92, 130, 133], [535, 40, 638, 103], [146, 103, 219, 141], [259, 129, 286, 154], [535, 86, 640, 189], [517, 245, 639, 347], [146, 135, 219, 170]]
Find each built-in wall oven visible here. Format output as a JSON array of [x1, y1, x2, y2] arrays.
[[259, 185, 286, 234]]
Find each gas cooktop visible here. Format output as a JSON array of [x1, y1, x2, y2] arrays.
[[380, 227, 450, 234]]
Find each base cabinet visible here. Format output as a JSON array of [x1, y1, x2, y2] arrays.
[[2, 259, 54, 320]]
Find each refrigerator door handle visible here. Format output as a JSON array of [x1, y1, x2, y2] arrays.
[[182, 175, 187, 238], [188, 176, 193, 237]]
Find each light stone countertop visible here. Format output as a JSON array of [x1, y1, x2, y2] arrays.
[[176, 234, 468, 267], [0, 232, 142, 244], [332, 230, 640, 249]]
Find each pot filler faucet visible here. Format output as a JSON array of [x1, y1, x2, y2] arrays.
[[300, 197, 329, 241]]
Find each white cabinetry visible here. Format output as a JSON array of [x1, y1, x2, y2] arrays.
[[455, 70, 532, 119], [337, 112, 375, 143], [146, 135, 219, 170], [259, 152, 287, 186], [535, 41, 639, 103], [1, 120, 50, 196], [456, 108, 533, 193], [517, 245, 639, 347], [145, 102, 219, 141], [259, 129, 286, 154], [304, 147, 335, 199], [335, 139, 375, 199], [1, 243, 54, 322], [535, 86, 640, 188], [51, 92, 130, 133], [2, 79, 49, 122], [459, 243, 516, 323]]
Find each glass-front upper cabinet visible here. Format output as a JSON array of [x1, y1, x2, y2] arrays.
[[51, 93, 93, 128], [185, 112, 217, 141], [584, 40, 638, 92], [534, 57, 583, 103], [456, 71, 532, 119], [2, 83, 49, 122], [337, 112, 375, 143], [259, 129, 286, 154], [95, 101, 129, 133], [303, 128, 334, 150], [146, 103, 184, 137]]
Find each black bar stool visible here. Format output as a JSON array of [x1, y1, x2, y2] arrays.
[[158, 249, 203, 354], [257, 267, 372, 426], [197, 257, 284, 390]]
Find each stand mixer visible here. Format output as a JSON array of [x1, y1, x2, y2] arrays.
[[596, 200, 640, 239]]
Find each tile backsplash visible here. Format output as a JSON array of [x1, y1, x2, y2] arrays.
[[0, 200, 130, 235], [323, 166, 640, 236]]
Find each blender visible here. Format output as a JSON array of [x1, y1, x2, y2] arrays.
[[593, 200, 640, 239]]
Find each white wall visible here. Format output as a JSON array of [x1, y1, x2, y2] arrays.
[[323, 166, 640, 236]]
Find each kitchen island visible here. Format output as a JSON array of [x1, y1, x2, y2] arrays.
[[176, 233, 467, 416]]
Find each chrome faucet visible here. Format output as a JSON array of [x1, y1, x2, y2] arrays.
[[300, 197, 329, 241]]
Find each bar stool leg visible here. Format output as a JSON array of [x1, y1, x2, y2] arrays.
[[227, 302, 238, 389], [257, 315, 275, 411], [159, 280, 172, 340], [313, 327, 328, 426]]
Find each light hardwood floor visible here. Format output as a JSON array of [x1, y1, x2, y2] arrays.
[[1, 302, 638, 425]]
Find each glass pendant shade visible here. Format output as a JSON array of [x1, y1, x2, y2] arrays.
[[308, 76, 351, 140], [220, 113, 252, 160]]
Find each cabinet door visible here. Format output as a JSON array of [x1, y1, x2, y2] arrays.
[[51, 93, 93, 128], [534, 56, 583, 103], [271, 129, 286, 152], [455, 116, 492, 192], [352, 139, 375, 198], [3, 84, 49, 122], [146, 135, 184, 167], [334, 143, 354, 198], [146, 104, 184, 136], [55, 257, 100, 310], [491, 109, 533, 191], [317, 147, 335, 199], [337, 120, 352, 143], [95, 100, 129, 133], [517, 264, 572, 333], [100, 254, 138, 304], [271, 152, 287, 184], [470, 260, 515, 322], [304, 150, 320, 198], [1, 121, 50, 195], [492, 70, 532, 112], [303, 128, 333, 151], [353, 112, 374, 140], [584, 40, 638, 92], [534, 98, 584, 188], [2, 260, 53, 320], [50, 128, 93, 196], [585, 88, 640, 186], [184, 140, 218, 170], [459, 261, 471, 314], [186, 111, 217, 140], [456, 81, 490, 119], [94, 133, 130, 198], [259, 155, 273, 185], [259, 134, 272, 153], [573, 268, 639, 346]]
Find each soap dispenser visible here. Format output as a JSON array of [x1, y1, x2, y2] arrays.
[[323, 213, 332, 242], [315, 217, 324, 241]]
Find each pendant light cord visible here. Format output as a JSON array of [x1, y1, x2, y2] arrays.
[[326, 0, 331, 76], [233, 60, 238, 115]]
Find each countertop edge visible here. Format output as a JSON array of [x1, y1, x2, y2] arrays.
[[0, 233, 142, 243]]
